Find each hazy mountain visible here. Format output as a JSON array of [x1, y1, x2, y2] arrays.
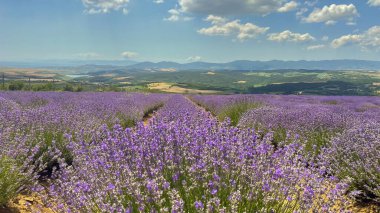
[[0, 59, 137, 68], [126, 60, 380, 71]]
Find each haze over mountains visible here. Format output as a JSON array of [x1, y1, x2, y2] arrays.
[[126, 60, 380, 71], [2, 59, 380, 71]]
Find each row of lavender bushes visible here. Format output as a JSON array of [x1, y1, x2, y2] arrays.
[[191, 94, 380, 205], [1, 92, 379, 211], [0, 92, 168, 207], [46, 95, 349, 212]]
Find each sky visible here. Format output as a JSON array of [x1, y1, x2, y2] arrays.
[[0, 0, 380, 63]]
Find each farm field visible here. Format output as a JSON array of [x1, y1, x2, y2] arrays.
[[0, 92, 379, 212], [2, 67, 380, 96]]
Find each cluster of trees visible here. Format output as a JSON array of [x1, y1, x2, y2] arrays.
[[2, 81, 124, 92], [63, 84, 83, 92], [3, 81, 84, 92], [8, 81, 25, 91]]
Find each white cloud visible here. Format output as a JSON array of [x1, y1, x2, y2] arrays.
[[331, 35, 362, 48], [178, 0, 300, 15], [325, 20, 337, 26], [277, 1, 298, 13], [331, 26, 380, 49], [322, 36, 329, 41], [186, 56, 202, 62], [198, 15, 269, 41], [154, 0, 164, 4], [121, 51, 138, 59], [164, 8, 192, 21], [82, 0, 130, 14], [306, 44, 325, 50], [296, 8, 308, 18], [165, 9, 181, 21], [267, 30, 315, 42], [205, 15, 228, 25], [304, 0, 318, 7], [359, 26, 380, 49], [368, 0, 380, 6], [303, 4, 359, 25]]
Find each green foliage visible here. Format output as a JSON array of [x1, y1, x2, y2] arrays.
[[25, 130, 73, 176], [32, 83, 54, 91], [304, 129, 336, 156], [255, 126, 337, 155], [218, 102, 262, 126], [8, 81, 24, 91], [272, 127, 288, 148], [116, 113, 137, 129], [63, 84, 74, 92], [75, 85, 84, 92], [248, 81, 374, 96], [0, 156, 27, 207], [116, 165, 302, 213]]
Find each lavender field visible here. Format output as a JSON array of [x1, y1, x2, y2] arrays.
[[0, 92, 379, 212]]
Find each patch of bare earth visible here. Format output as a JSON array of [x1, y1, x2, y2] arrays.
[[5, 194, 54, 213], [143, 113, 154, 126]]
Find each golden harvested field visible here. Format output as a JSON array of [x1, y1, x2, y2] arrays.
[[148, 82, 218, 94]]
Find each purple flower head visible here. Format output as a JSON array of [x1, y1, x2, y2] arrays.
[[273, 168, 284, 179], [163, 181, 170, 190], [211, 189, 218, 195], [107, 183, 115, 191], [262, 183, 270, 192], [303, 186, 314, 198], [194, 201, 204, 209]]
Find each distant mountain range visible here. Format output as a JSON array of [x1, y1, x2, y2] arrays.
[[0, 59, 136, 68], [126, 60, 380, 71], [2, 59, 380, 71]]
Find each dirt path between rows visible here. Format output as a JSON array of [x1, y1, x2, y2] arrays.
[[143, 112, 155, 126]]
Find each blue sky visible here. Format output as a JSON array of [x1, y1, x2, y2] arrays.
[[0, 0, 380, 63]]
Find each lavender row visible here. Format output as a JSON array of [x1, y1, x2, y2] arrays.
[[192, 94, 380, 204], [47, 95, 348, 212], [0, 92, 169, 207]]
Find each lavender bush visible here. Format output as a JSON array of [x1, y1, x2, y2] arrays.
[[0, 156, 27, 206], [238, 104, 356, 155], [0, 92, 168, 166], [0, 131, 41, 207], [1, 92, 379, 211], [0, 92, 168, 208], [48, 96, 348, 212], [322, 121, 380, 204]]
